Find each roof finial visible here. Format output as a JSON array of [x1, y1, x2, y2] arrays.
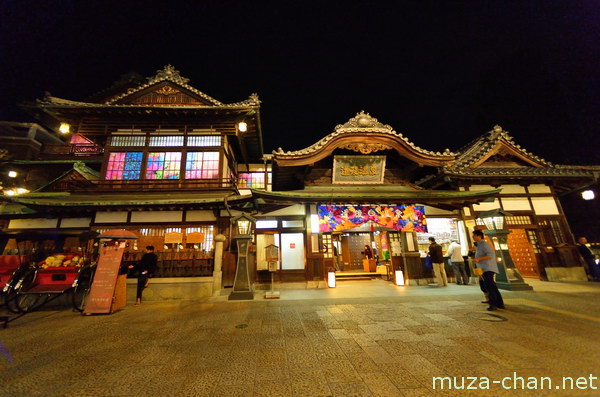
[[147, 65, 190, 85]]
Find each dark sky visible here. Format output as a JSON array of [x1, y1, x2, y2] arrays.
[[1, 1, 599, 164]]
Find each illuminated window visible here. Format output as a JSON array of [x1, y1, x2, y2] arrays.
[[146, 152, 182, 180], [238, 172, 271, 189], [149, 135, 184, 146], [110, 135, 146, 146], [185, 152, 219, 179], [105, 152, 143, 180], [188, 135, 222, 147], [185, 226, 215, 251]]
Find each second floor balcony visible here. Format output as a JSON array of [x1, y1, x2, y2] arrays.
[[41, 144, 104, 157]]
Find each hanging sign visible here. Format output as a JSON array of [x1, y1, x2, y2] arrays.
[[318, 204, 427, 233], [84, 244, 125, 314], [332, 155, 386, 184]]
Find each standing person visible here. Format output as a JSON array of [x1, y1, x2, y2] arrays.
[[577, 237, 600, 281], [129, 245, 157, 305], [363, 245, 373, 259], [447, 240, 469, 285], [428, 237, 447, 287], [472, 230, 504, 311]]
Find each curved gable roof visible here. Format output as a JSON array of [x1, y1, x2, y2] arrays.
[[273, 111, 457, 167]]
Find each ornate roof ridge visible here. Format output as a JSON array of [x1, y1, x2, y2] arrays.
[[105, 65, 224, 106], [273, 111, 456, 157], [447, 125, 552, 169]]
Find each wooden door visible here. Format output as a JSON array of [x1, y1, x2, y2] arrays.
[[507, 228, 539, 278], [347, 233, 371, 270]]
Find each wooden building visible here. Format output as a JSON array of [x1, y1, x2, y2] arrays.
[[1, 69, 599, 290]]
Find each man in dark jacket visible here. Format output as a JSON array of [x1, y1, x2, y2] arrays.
[[428, 237, 447, 287], [129, 245, 158, 305], [577, 237, 600, 281]]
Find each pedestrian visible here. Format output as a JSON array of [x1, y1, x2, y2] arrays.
[[576, 237, 600, 281], [363, 245, 373, 259], [447, 239, 469, 285], [129, 245, 157, 305], [472, 230, 504, 311], [428, 237, 447, 287]]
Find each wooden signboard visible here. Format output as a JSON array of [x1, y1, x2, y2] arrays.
[[83, 244, 125, 314], [164, 232, 183, 244], [186, 232, 204, 244]]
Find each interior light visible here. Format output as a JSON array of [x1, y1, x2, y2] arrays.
[[59, 122, 71, 134], [582, 190, 595, 200], [15, 188, 29, 195], [8, 170, 17, 178], [310, 214, 320, 234], [237, 121, 247, 133]]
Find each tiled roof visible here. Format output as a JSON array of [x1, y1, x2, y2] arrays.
[[450, 125, 551, 168], [442, 166, 599, 177], [273, 111, 456, 159], [37, 65, 260, 109]]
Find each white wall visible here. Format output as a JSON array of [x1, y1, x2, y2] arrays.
[[531, 197, 560, 215], [61, 218, 92, 228], [501, 197, 532, 211], [9, 218, 58, 229], [130, 211, 183, 223], [186, 210, 217, 222], [95, 211, 128, 223]]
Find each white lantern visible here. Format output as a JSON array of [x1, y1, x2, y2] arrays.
[[59, 122, 71, 134], [395, 270, 405, 286], [327, 271, 336, 288], [8, 170, 17, 178], [237, 121, 247, 133]]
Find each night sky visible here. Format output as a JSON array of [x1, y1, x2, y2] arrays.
[[1, 1, 599, 164]]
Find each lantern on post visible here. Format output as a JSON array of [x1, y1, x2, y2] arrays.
[[477, 209, 532, 291], [228, 213, 256, 300]]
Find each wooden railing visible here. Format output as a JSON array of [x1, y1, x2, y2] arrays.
[[41, 144, 104, 155], [122, 250, 214, 277], [53, 178, 236, 192]]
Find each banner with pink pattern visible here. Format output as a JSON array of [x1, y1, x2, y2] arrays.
[[317, 205, 427, 233]]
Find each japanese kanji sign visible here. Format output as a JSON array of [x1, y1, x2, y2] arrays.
[[332, 155, 385, 184]]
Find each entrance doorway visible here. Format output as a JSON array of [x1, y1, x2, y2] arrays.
[[340, 233, 371, 270]]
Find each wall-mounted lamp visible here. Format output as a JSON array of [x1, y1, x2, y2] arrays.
[[59, 122, 71, 134], [8, 170, 17, 178], [237, 121, 247, 133], [582, 190, 595, 201]]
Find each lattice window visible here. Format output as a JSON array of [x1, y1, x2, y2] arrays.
[[109, 135, 146, 146], [526, 230, 541, 254], [188, 135, 222, 147], [149, 135, 184, 147], [105, 152, 143, 180], [321, 234, 333, 258], [505, 216, 533, 225], [146, 152, 182, 180], [185, 152, 219, 179]]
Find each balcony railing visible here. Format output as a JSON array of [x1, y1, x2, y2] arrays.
[[41, 144, 104, 156], [53, 178, 236, 192]]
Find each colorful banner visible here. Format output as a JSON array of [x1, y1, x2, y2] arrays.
[[317, 205, 427, 233]]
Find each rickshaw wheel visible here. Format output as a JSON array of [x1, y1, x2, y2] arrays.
[[3, 267, 31, 313], [15, 269, 43, 313], [72, 265, 95, 312]]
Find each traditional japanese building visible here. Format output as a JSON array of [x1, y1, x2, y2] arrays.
[[1, 67, 599, 295]]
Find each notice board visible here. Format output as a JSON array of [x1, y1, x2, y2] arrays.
[[84, 244, 125, 314]]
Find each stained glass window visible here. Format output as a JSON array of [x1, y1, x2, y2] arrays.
[[146, 152, 182, 179], [185, 152, 219, 179], [105, 152, 143, 180], [238, 172, 271, 189]]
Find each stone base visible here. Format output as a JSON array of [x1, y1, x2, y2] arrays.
[[127, 277, 214, 302], [545, 266, 588, 282], [228, 291, 254, 300], [496, 281, 534, 291]]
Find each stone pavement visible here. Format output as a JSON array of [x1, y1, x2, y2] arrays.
[[1, 280, 600, 397]]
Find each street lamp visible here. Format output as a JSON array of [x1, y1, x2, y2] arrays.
[[477, 209, 532, 291], [59, 122, 71, 134], [229, 213, 256, 300], [237, 121, 248, 133]]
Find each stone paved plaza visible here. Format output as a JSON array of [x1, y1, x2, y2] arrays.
[[1, 280, 600, 396]]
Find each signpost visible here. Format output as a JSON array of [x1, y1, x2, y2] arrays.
[[265, 244, 280, 299], [83, 243, 125, 314]]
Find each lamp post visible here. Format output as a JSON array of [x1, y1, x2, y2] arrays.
[[477, 209, 532, 291], [228, 213, 256, 300]]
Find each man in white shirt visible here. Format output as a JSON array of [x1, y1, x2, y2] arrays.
[[446, 240, 468, 285]]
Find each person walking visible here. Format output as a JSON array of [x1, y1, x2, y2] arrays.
[[129, 245, 157, 305], [577, 237, 600, 281], [472, 230, 504, 311], [447, 240, 469, 285], [428, 237, 447, 287]]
